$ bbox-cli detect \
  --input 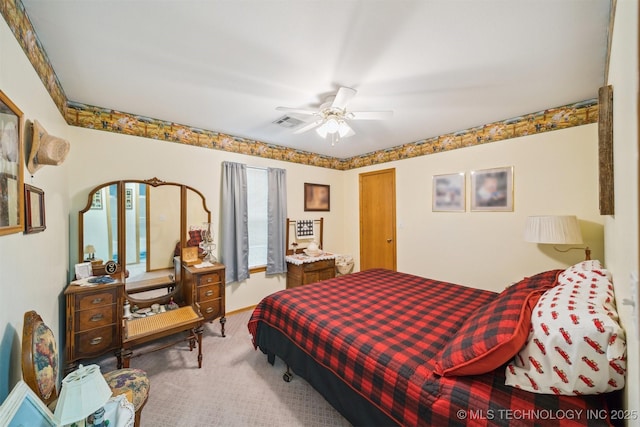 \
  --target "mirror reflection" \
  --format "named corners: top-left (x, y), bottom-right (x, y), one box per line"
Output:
top-left (79, 178), bottom-right (211, 306)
